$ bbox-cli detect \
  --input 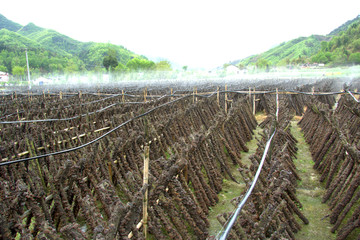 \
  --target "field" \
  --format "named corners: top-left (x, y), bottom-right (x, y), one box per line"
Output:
top-left (0, 77), bottom-right (359, 239)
